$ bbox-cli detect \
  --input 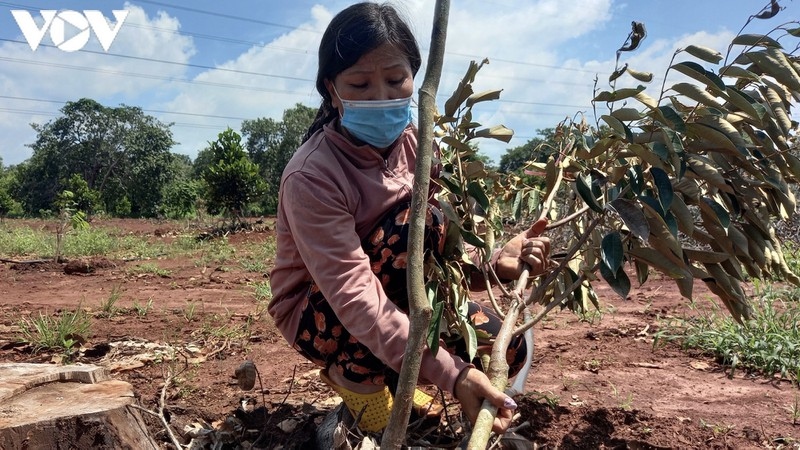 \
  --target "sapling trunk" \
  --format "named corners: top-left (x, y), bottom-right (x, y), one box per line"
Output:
top-left (380, 1), bottom-right (450, 448)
